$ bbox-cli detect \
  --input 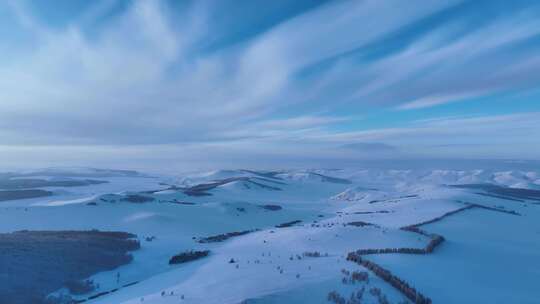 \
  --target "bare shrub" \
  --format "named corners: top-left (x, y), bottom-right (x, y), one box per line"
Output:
top-left (351, 271), bottom-right (369, 283)
top-left (327, 290), bottom-right (346, 304)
